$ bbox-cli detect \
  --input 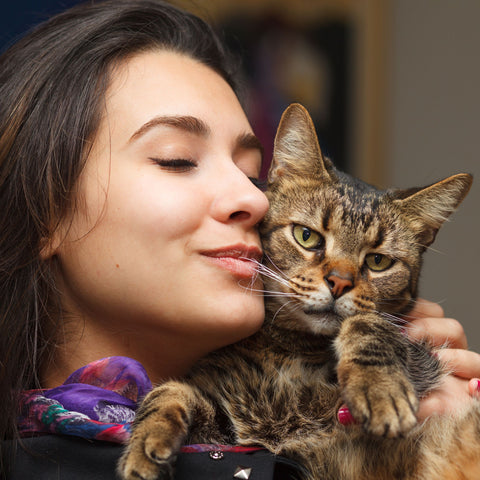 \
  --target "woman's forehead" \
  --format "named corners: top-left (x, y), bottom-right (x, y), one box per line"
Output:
top-left (101, 50), bottom-right (250, 141)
